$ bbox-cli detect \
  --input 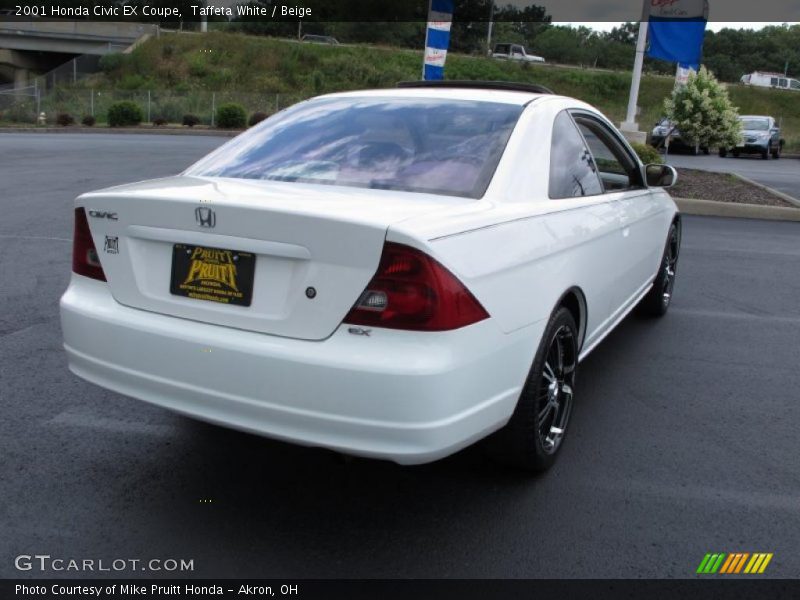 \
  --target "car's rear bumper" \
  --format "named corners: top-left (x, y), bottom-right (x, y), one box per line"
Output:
top-left (60, 275), bottom-right (541, 464)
